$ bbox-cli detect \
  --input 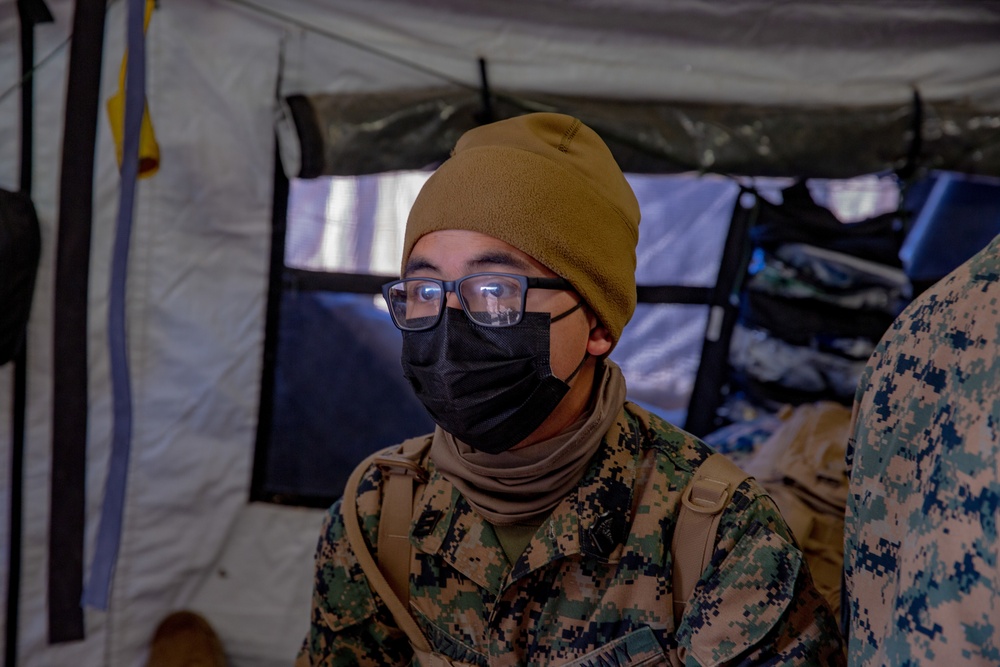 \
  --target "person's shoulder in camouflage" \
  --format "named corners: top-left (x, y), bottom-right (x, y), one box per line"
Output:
top-left (297, 399), bottom-right (845, 666)
top-left (638, 405), bottom-right (846, 666)
top-left (845, 232), bottom-right (1000, 666)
